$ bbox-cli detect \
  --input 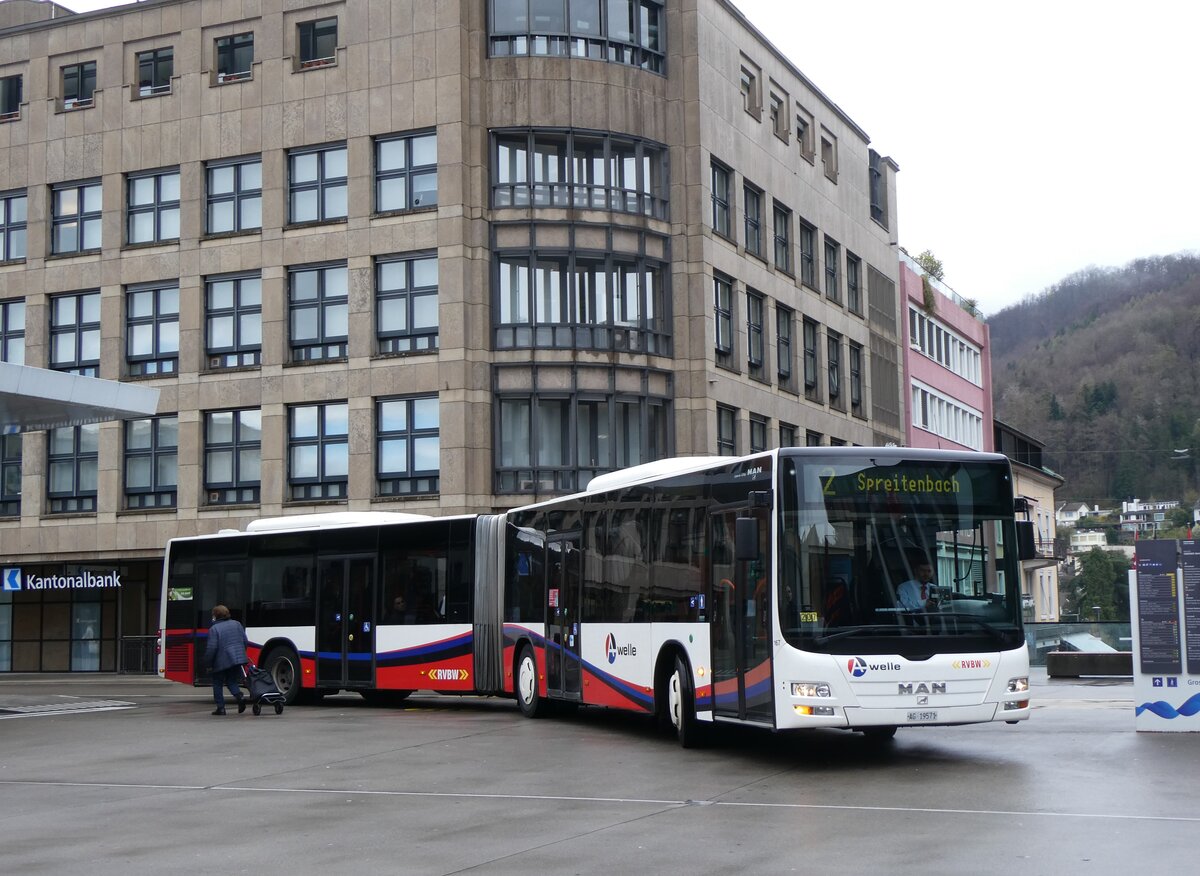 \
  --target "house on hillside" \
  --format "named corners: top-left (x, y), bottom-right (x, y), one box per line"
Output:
top-left (1120, 499), bottom-right (1180, 535)
top-left (1055, 502), bottom-right (1092, 529)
